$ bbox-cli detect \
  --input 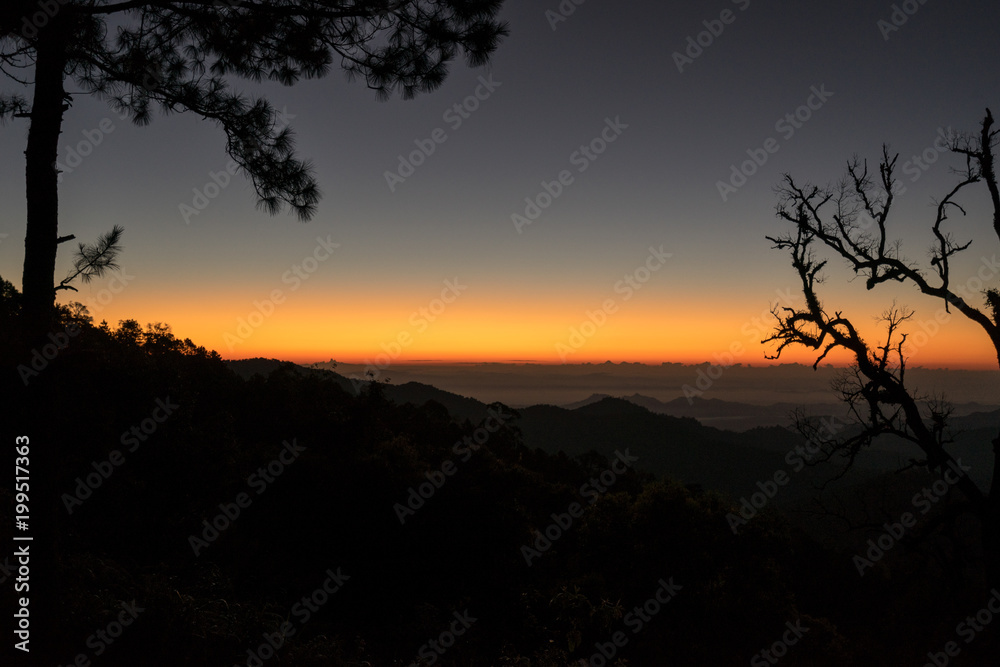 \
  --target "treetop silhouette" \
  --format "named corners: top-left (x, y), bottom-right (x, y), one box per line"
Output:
top-left (766, 108), bottom-right (1000, 586)
top-left (1, 0), bottom-right (509, 336)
